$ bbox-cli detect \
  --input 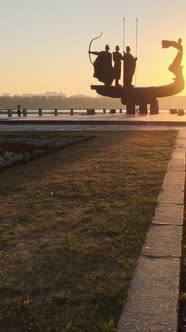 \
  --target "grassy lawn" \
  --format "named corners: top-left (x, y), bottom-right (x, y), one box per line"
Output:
top-left (0, 131), bottom-right (177, 332)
